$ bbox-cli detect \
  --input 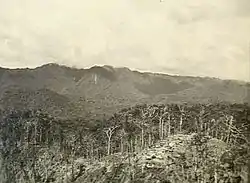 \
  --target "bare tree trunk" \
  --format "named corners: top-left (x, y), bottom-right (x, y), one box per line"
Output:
top-left (168, 116), bottom-right (171, 136)
top-left (215, 126), bottom-right (218, 139)
top-left (203, 122), bottom-right (206, 135)
top-left (26, 125), bottom-right (30, 146)
top-left (130, 139), bottom-right (133, 153)
top-left (179, 115), bottom-right (183, 132)
top-left (46, 130), bottom-right (49, 146)
top-left (195, 118), bottom-right (198, 133)
top-left (148, 133), bottom-right (151, 147)
top-left (161, 119), bottom-right (164, 139)
top-left (159, 117), bottom-right (162, 140)
top-left (247, 159), bottom-right (250, 183)
top-left (227, 116), bottom-right (233, 144)
top-left (220, 133), bottom-right (224, 141)
top-left (32, 122), bottom-right (37, 183)
top-left (120, 137), bottom-right (123, 153)
top-left (39, 128), bottom-right (42, 143)
top-left (200, 117), bottom-right (203, 133)
top-left (134, 136), bottom-right (138, 152)
top-left (107, 137), bottom-right (111, 156)
top-left (104, 126), bottom-right (118, 156)
top-left (44, 160), bottom-right (48, 183)
top-left (65, 161), bottom-right (69, 183)
top-left (71, 158), bottom-right (75, 181)
top-left (86, 146), bottom-right (89, 160)
top-left (164, 121), bottom-right (167, 138)
top-left (178, 106), bottom-right (184, 133)
top-left (141, 128), bottom-right (144, 150)
top-left (91, 142), bottom-right (94, 159)
top-left (34, 122), bottom-right (37, 145)
top-left (207, 121), bottom-right (211, 136)
top-left (214, 169), bottom-right (218, 183)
